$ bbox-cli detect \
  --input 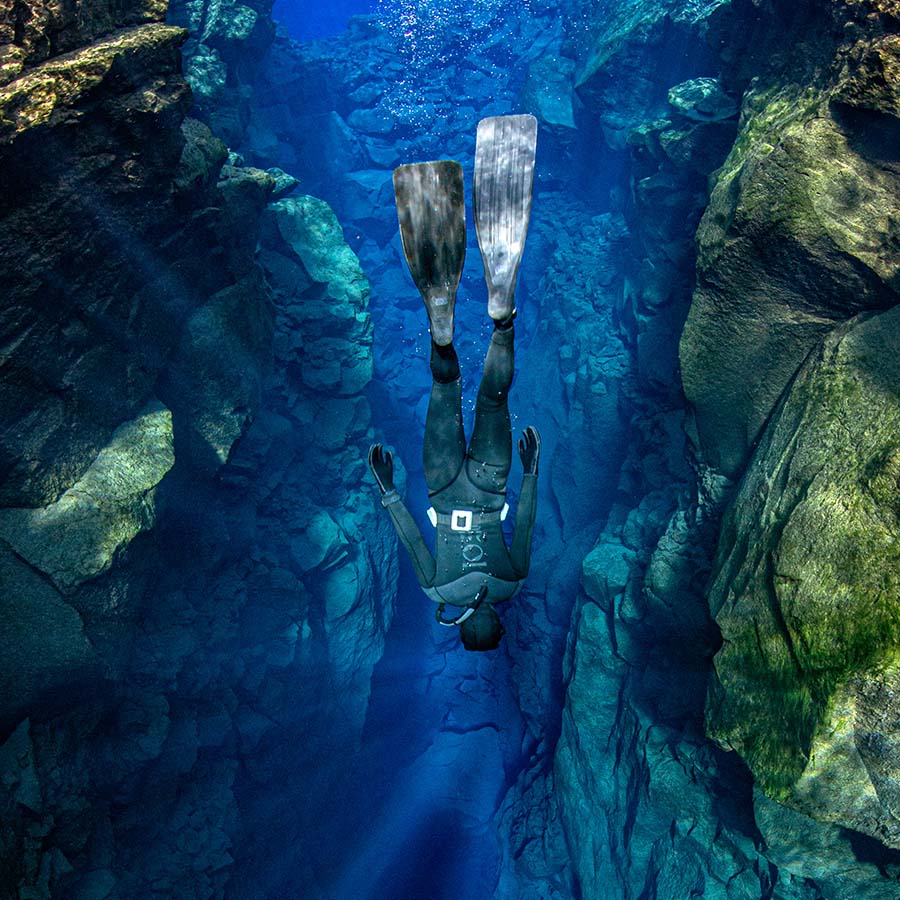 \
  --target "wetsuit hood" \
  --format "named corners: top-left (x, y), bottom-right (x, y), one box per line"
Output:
top-left (459, 604), bottom-right (504, 651)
